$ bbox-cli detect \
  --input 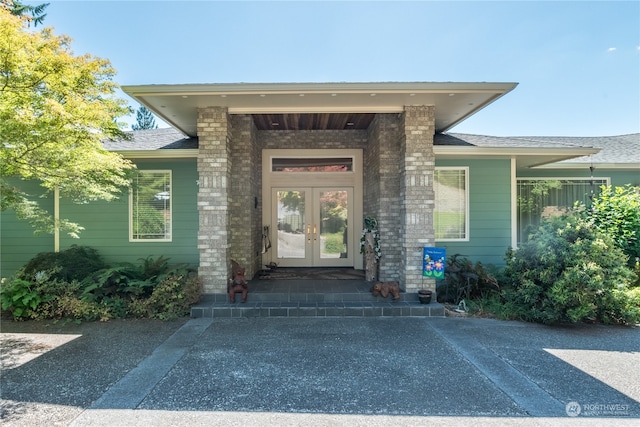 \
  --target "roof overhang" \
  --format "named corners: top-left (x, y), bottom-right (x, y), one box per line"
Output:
top-left (434, 146), bottom-right (600, 169)
top-left (122, 82), bottom-right (518, 137)
top-left (112, 149), bottom-right (198, 159)
top-left (533, 161), bottom-right (640, 170)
